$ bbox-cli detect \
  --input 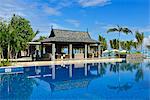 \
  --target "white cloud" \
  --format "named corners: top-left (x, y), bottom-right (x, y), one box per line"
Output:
top-left (57, 0), bottom-right (74, 9)
top-left (43, 6), bottom-right (61, 16)
top-left (0, 0), bottom-right (112, 19)
top-left (0, 0), bottom-right (26, 18)
top-left (66, 19), bottom-right (80, 27)
top-left (78, 0), bottom-right (111, 7)
top-left (132, 25), bottom-right (150, 33)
